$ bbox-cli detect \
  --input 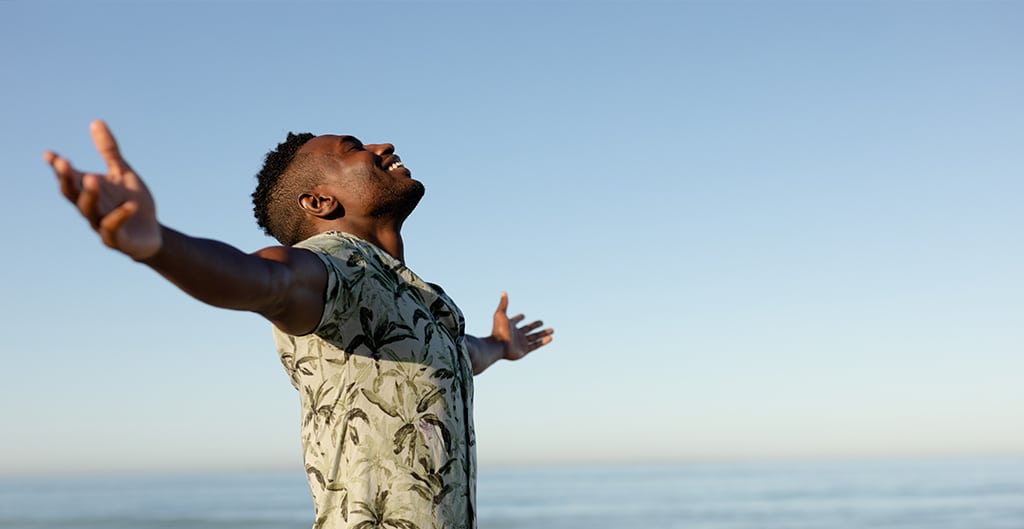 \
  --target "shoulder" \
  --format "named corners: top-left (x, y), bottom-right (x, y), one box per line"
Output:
top-left (293, 231), bottom-right (358, 255)
top-left (295, 231), bottom-right (384, 267)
